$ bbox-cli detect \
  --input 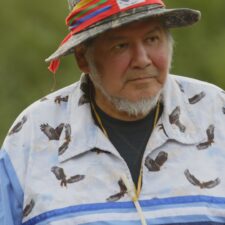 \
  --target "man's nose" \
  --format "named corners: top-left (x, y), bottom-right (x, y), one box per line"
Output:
top-left (131, 43), bottom-right (152, 69)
